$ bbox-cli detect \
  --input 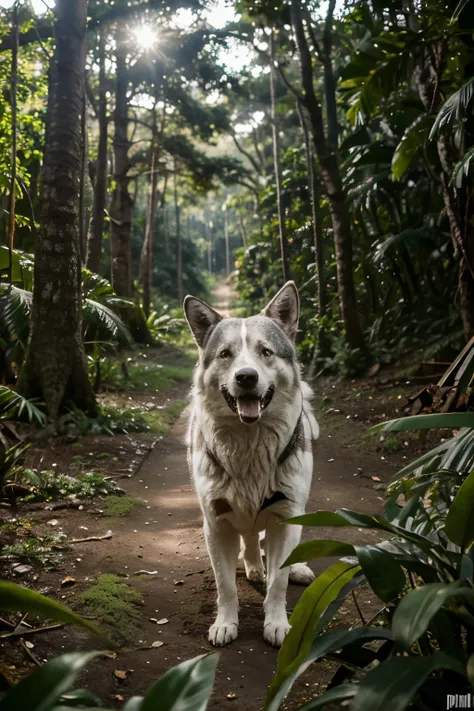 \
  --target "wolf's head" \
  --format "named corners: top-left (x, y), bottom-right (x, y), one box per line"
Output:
top-left (184, 282), bottom-right (300, 425)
